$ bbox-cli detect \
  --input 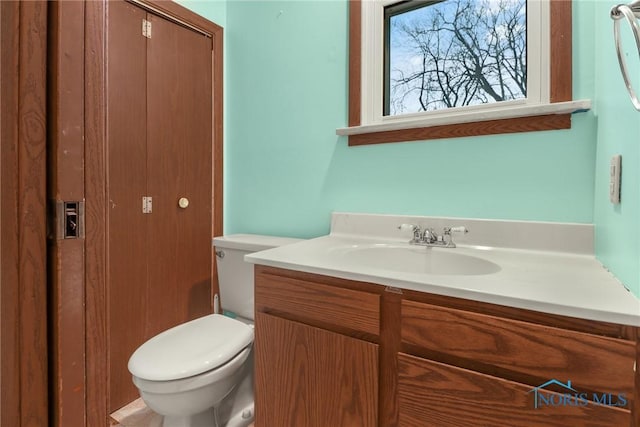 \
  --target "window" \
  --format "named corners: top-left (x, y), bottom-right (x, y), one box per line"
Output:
top-left (385, 0), bottom-right (528, 116)
top-left (339, 0), bottom-right (589, 146)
